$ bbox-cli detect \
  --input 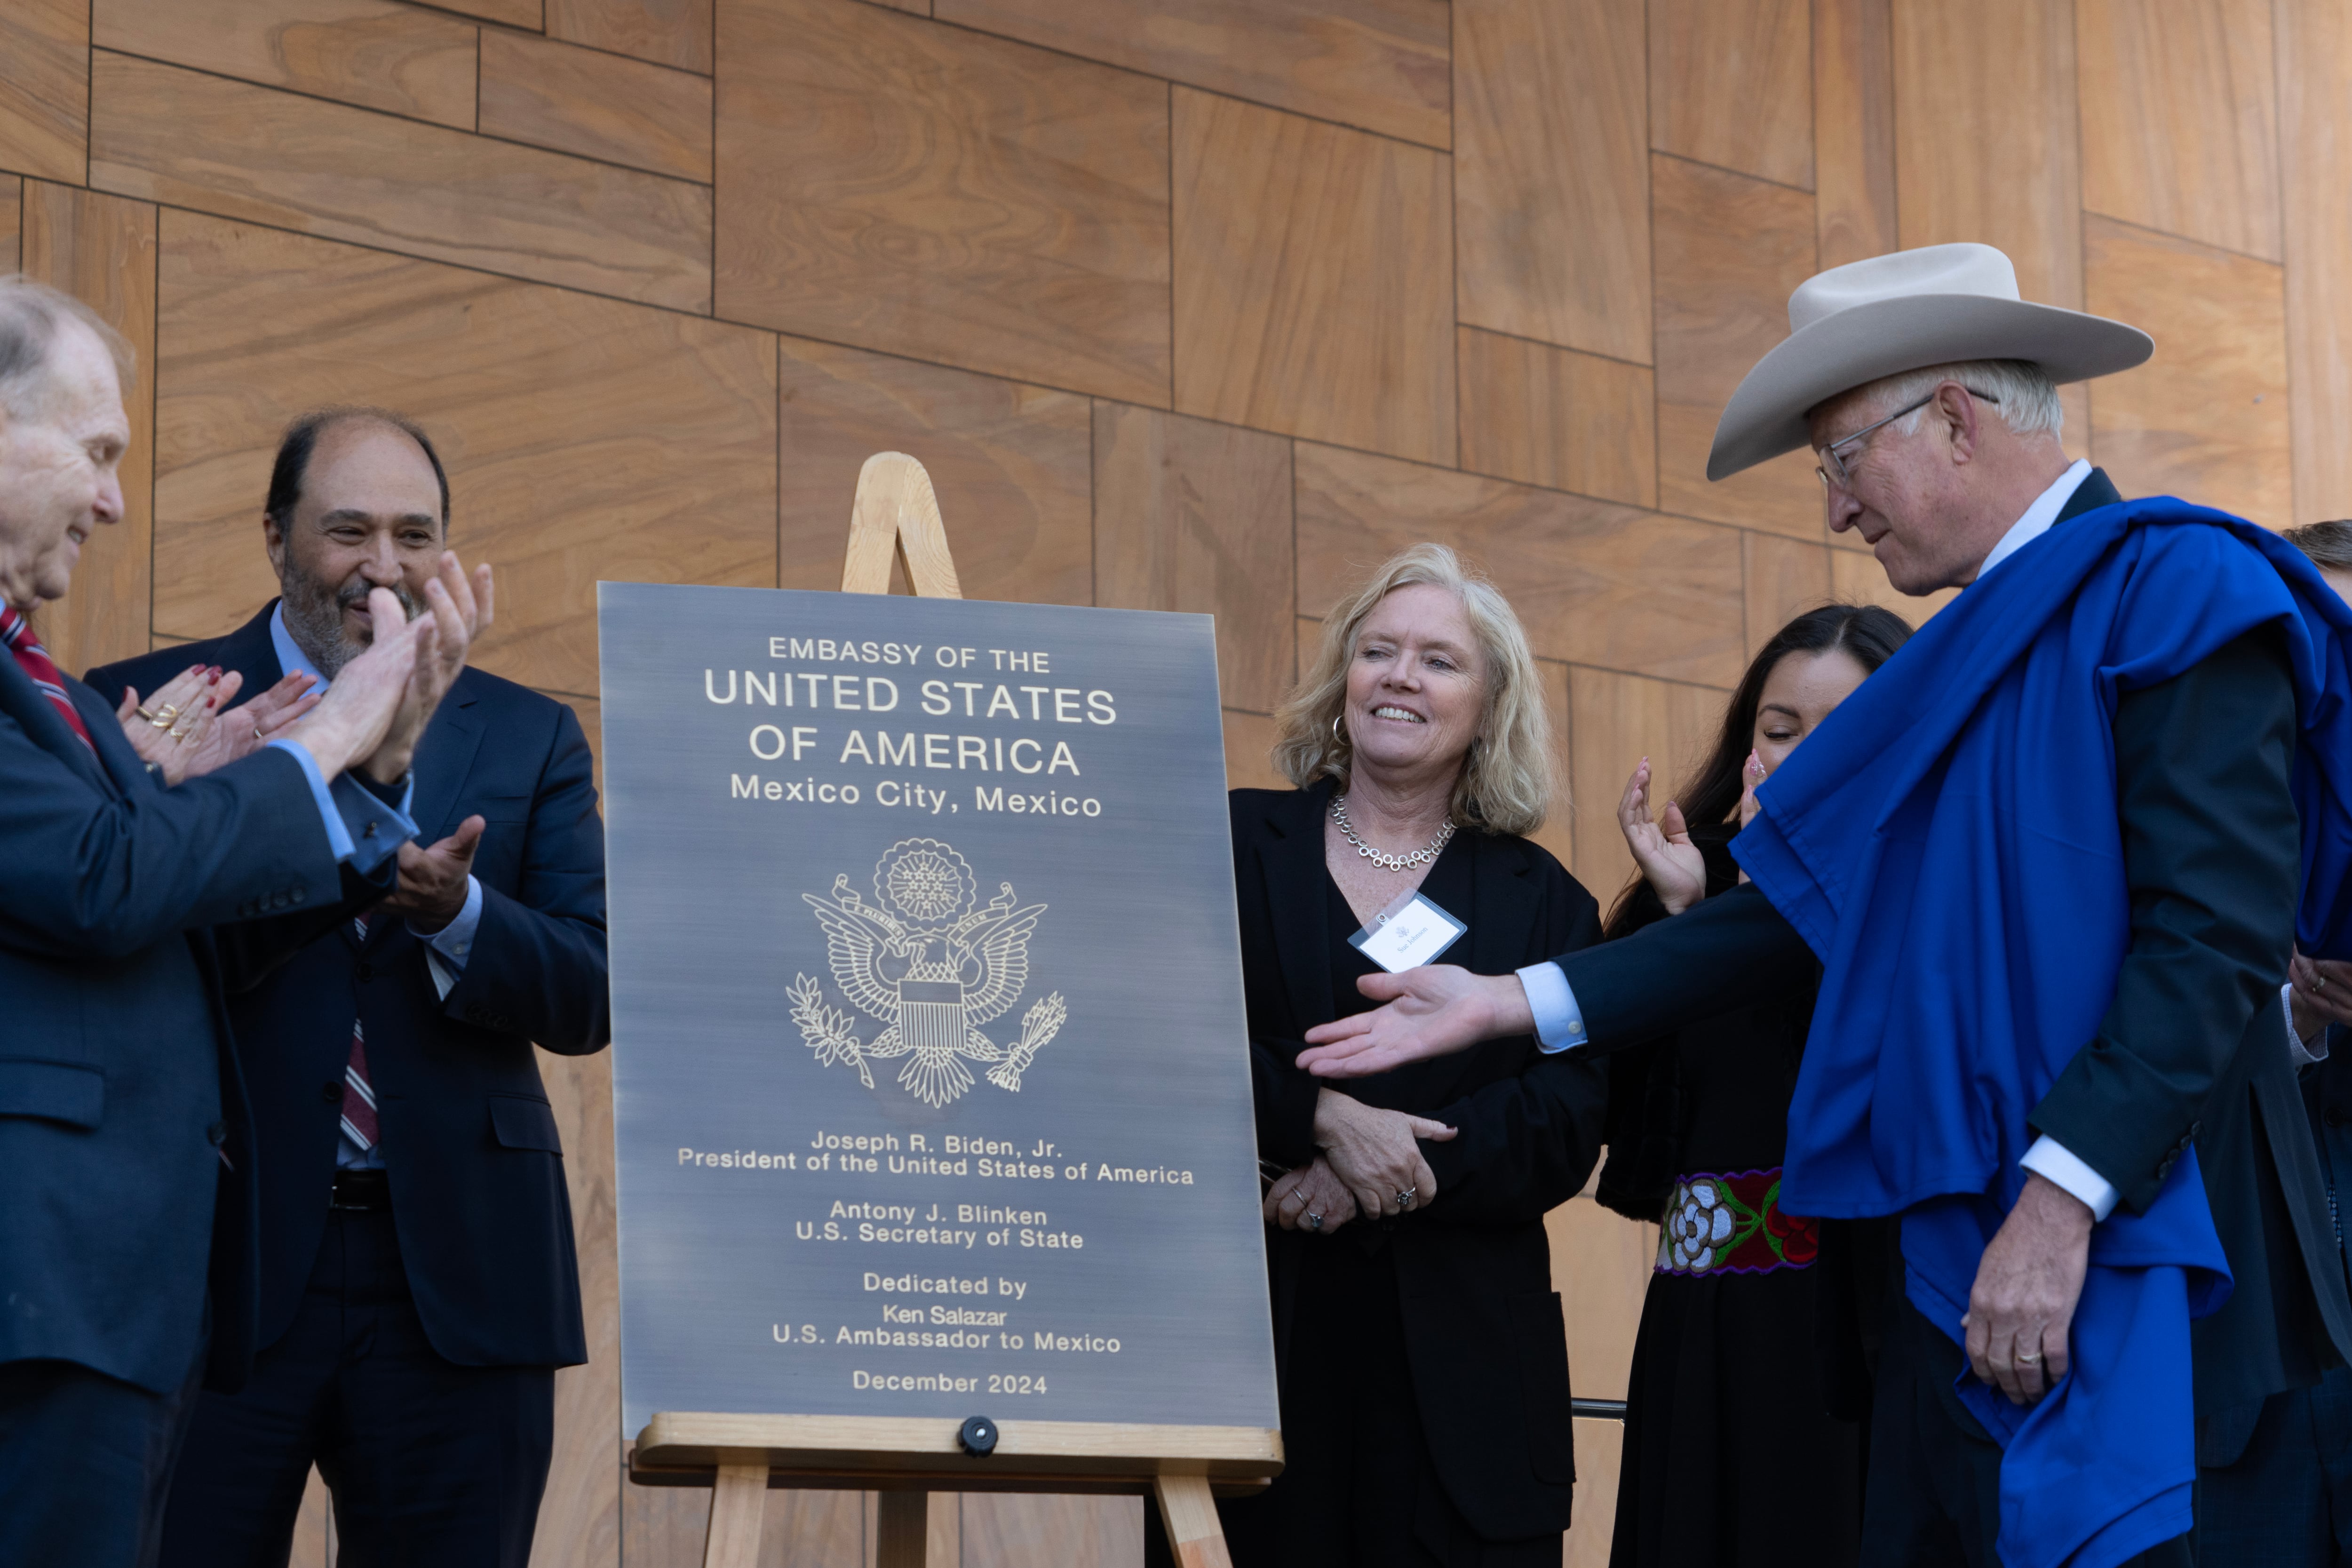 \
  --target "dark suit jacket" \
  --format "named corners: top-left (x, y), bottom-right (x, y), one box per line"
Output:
top-left (0, 643), bottom-right (387, 1396)
top-left (89, 603), bottom-right (611, 1368)
top-left (1540, 470), bottom-right (2352, 1425)
top-left (1232, 785), bottom-right (1609, 1541)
